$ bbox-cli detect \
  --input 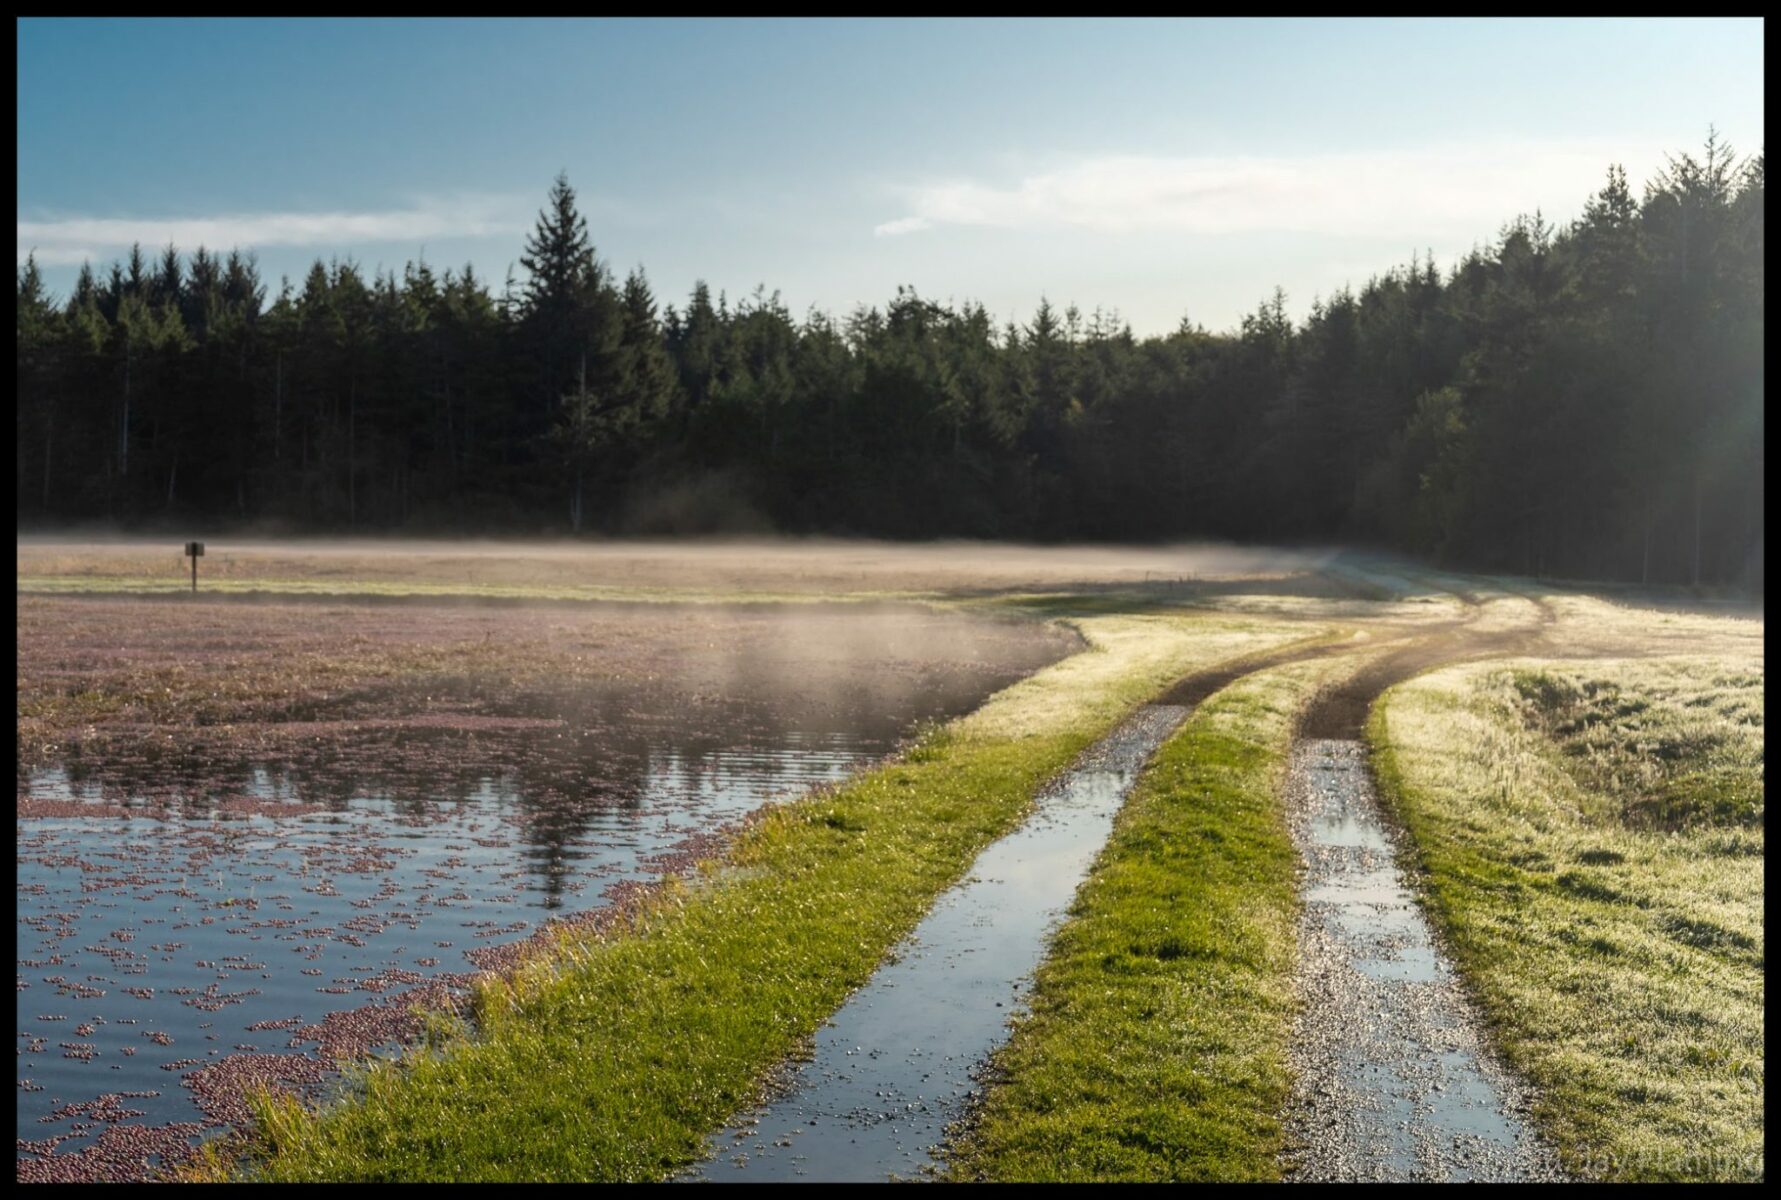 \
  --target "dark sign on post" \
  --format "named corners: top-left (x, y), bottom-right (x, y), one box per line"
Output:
top-left (185, 541), bottom-right (205, 592)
